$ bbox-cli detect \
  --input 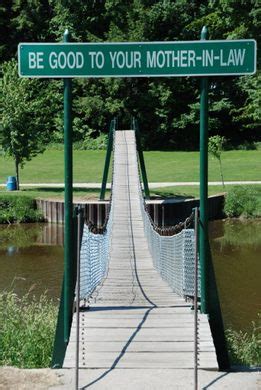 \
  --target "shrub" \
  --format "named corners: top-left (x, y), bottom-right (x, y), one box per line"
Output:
top-left (208, 135), bottom-right (226, 188)
top-left (224, 186), bottom-right (258, 218)
top-left (0, 291), bottom-right (57, 368)
top-left (43, 131), bottom-right (108, 151)
top-left (46, 142), bottom-right (64, 151)
top-left (74, 132), bottom-right (108, 150)
top-left (0, 194), bottom-right (44, 224)
top-left (226, 315), bottom-right (261, 367)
